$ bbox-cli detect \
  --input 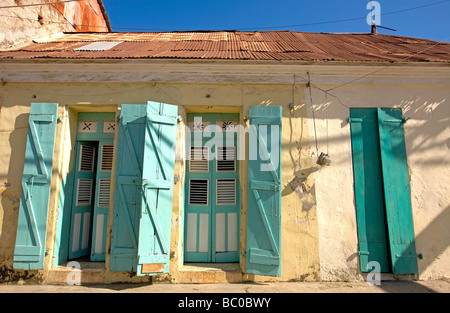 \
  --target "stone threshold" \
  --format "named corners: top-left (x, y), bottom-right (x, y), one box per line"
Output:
top-left (46, 261), bottom-right (243, 284)
top-left (178, 263), bottom-right (243, 284)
